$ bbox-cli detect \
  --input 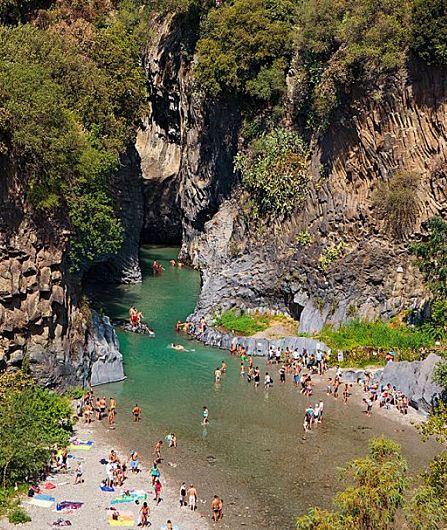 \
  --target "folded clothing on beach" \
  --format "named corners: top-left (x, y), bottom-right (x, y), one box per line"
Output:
top-left (29, 494), bottom-right (55, 508)
top-left (108, 512), bottom-right (134, 527)
top-left (111, 490), bottom-right (146, 505)
top-left (56, 501), bottom-right (84, 511)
